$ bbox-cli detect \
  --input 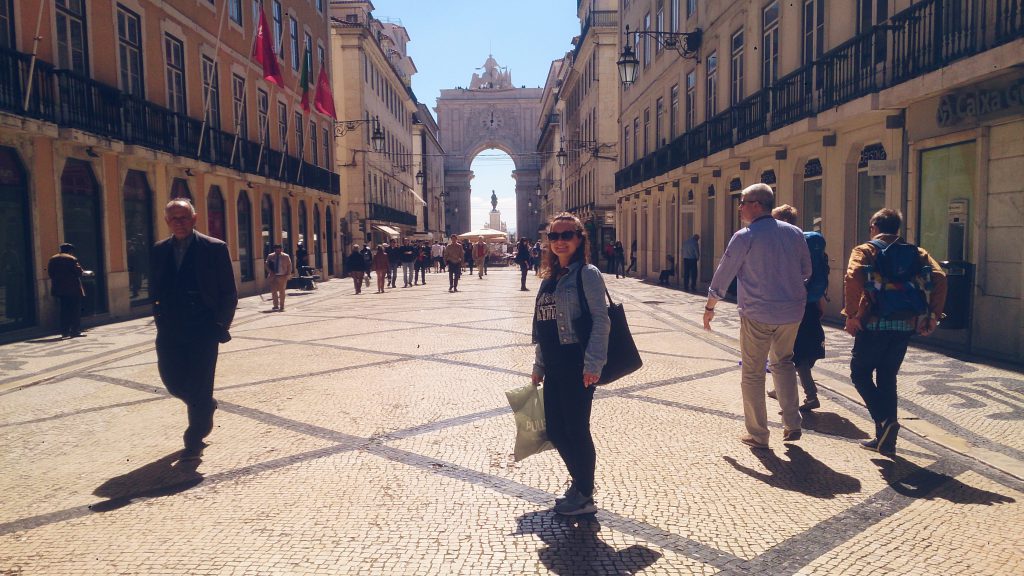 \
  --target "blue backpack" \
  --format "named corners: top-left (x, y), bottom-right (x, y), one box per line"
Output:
top-left (804, 232), bottom-right (829, 303)
top-left (865, 239), bottom-right (931, 319)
